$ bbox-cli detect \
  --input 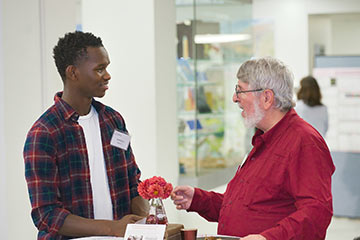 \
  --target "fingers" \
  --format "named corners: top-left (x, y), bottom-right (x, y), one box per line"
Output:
top-left (176, 203), bottom-right (186, 210)
top-left (173, 185), bottom-right (188, 193)
top-left (173, 197), bottom-right (188, 206)
top-left (171, 185), bottom-right (190, 200)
